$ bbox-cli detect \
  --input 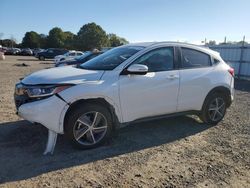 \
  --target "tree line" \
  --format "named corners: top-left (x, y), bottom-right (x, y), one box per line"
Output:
top-left (0, 22), bottom-right (129, 50)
